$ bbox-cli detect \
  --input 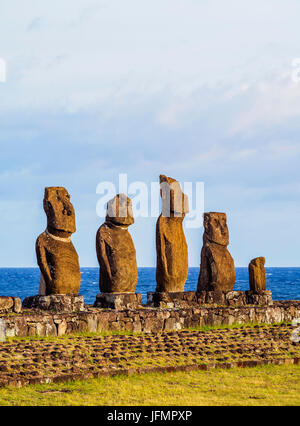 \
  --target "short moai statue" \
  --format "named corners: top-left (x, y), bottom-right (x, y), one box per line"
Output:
top-left (35, 187), bottom-right (81, 295)
top-left (248, 257), bottom-right (266, 292)
top-left (246, 256), bottom-right (272, 305)
top-left (197, 212), bottom-right (235, 292)
top-left (95, 194), bottom-right (140, 309)
top-left (155, 175), bottom-right (189, 293)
